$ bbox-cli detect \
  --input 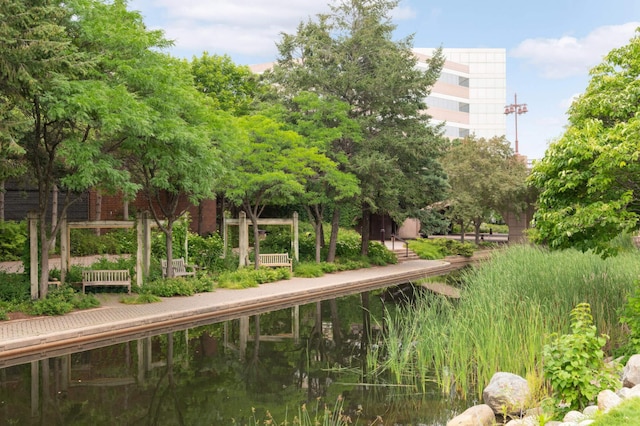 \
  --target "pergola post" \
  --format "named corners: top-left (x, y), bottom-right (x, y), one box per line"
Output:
top-left (238, 211), bottom-right (249, 268)
top-left (60, 216), bottom-right (68, 284)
